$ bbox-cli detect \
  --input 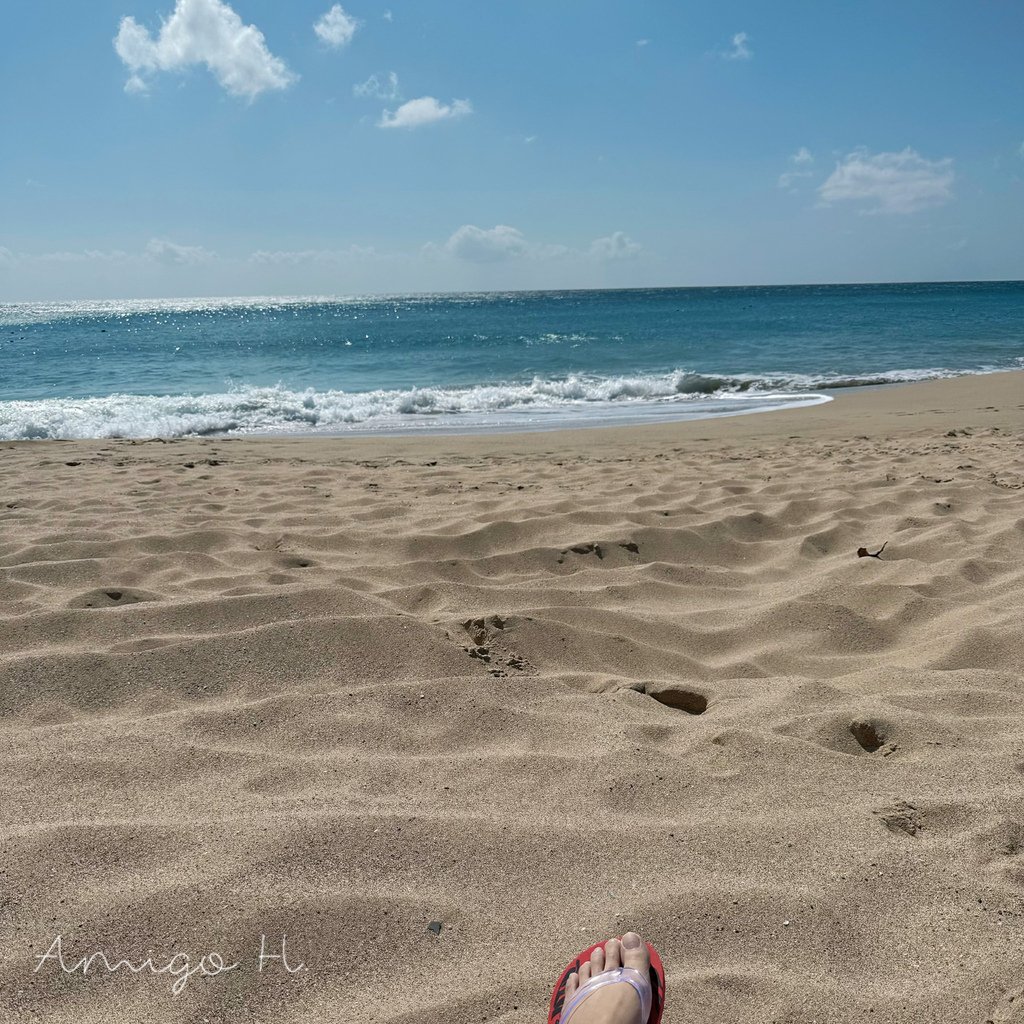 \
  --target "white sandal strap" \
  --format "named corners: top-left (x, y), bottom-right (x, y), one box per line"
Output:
top-left (559, 965), bottom-right (652, 1024)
